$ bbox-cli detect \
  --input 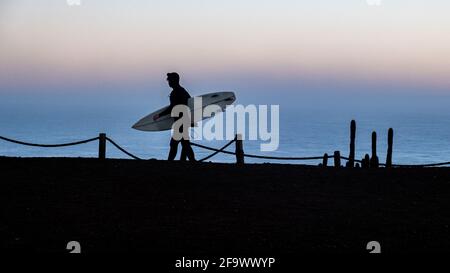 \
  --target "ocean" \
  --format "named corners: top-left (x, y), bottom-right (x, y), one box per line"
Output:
top-left (1, 92), bottom-right (449, 165)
